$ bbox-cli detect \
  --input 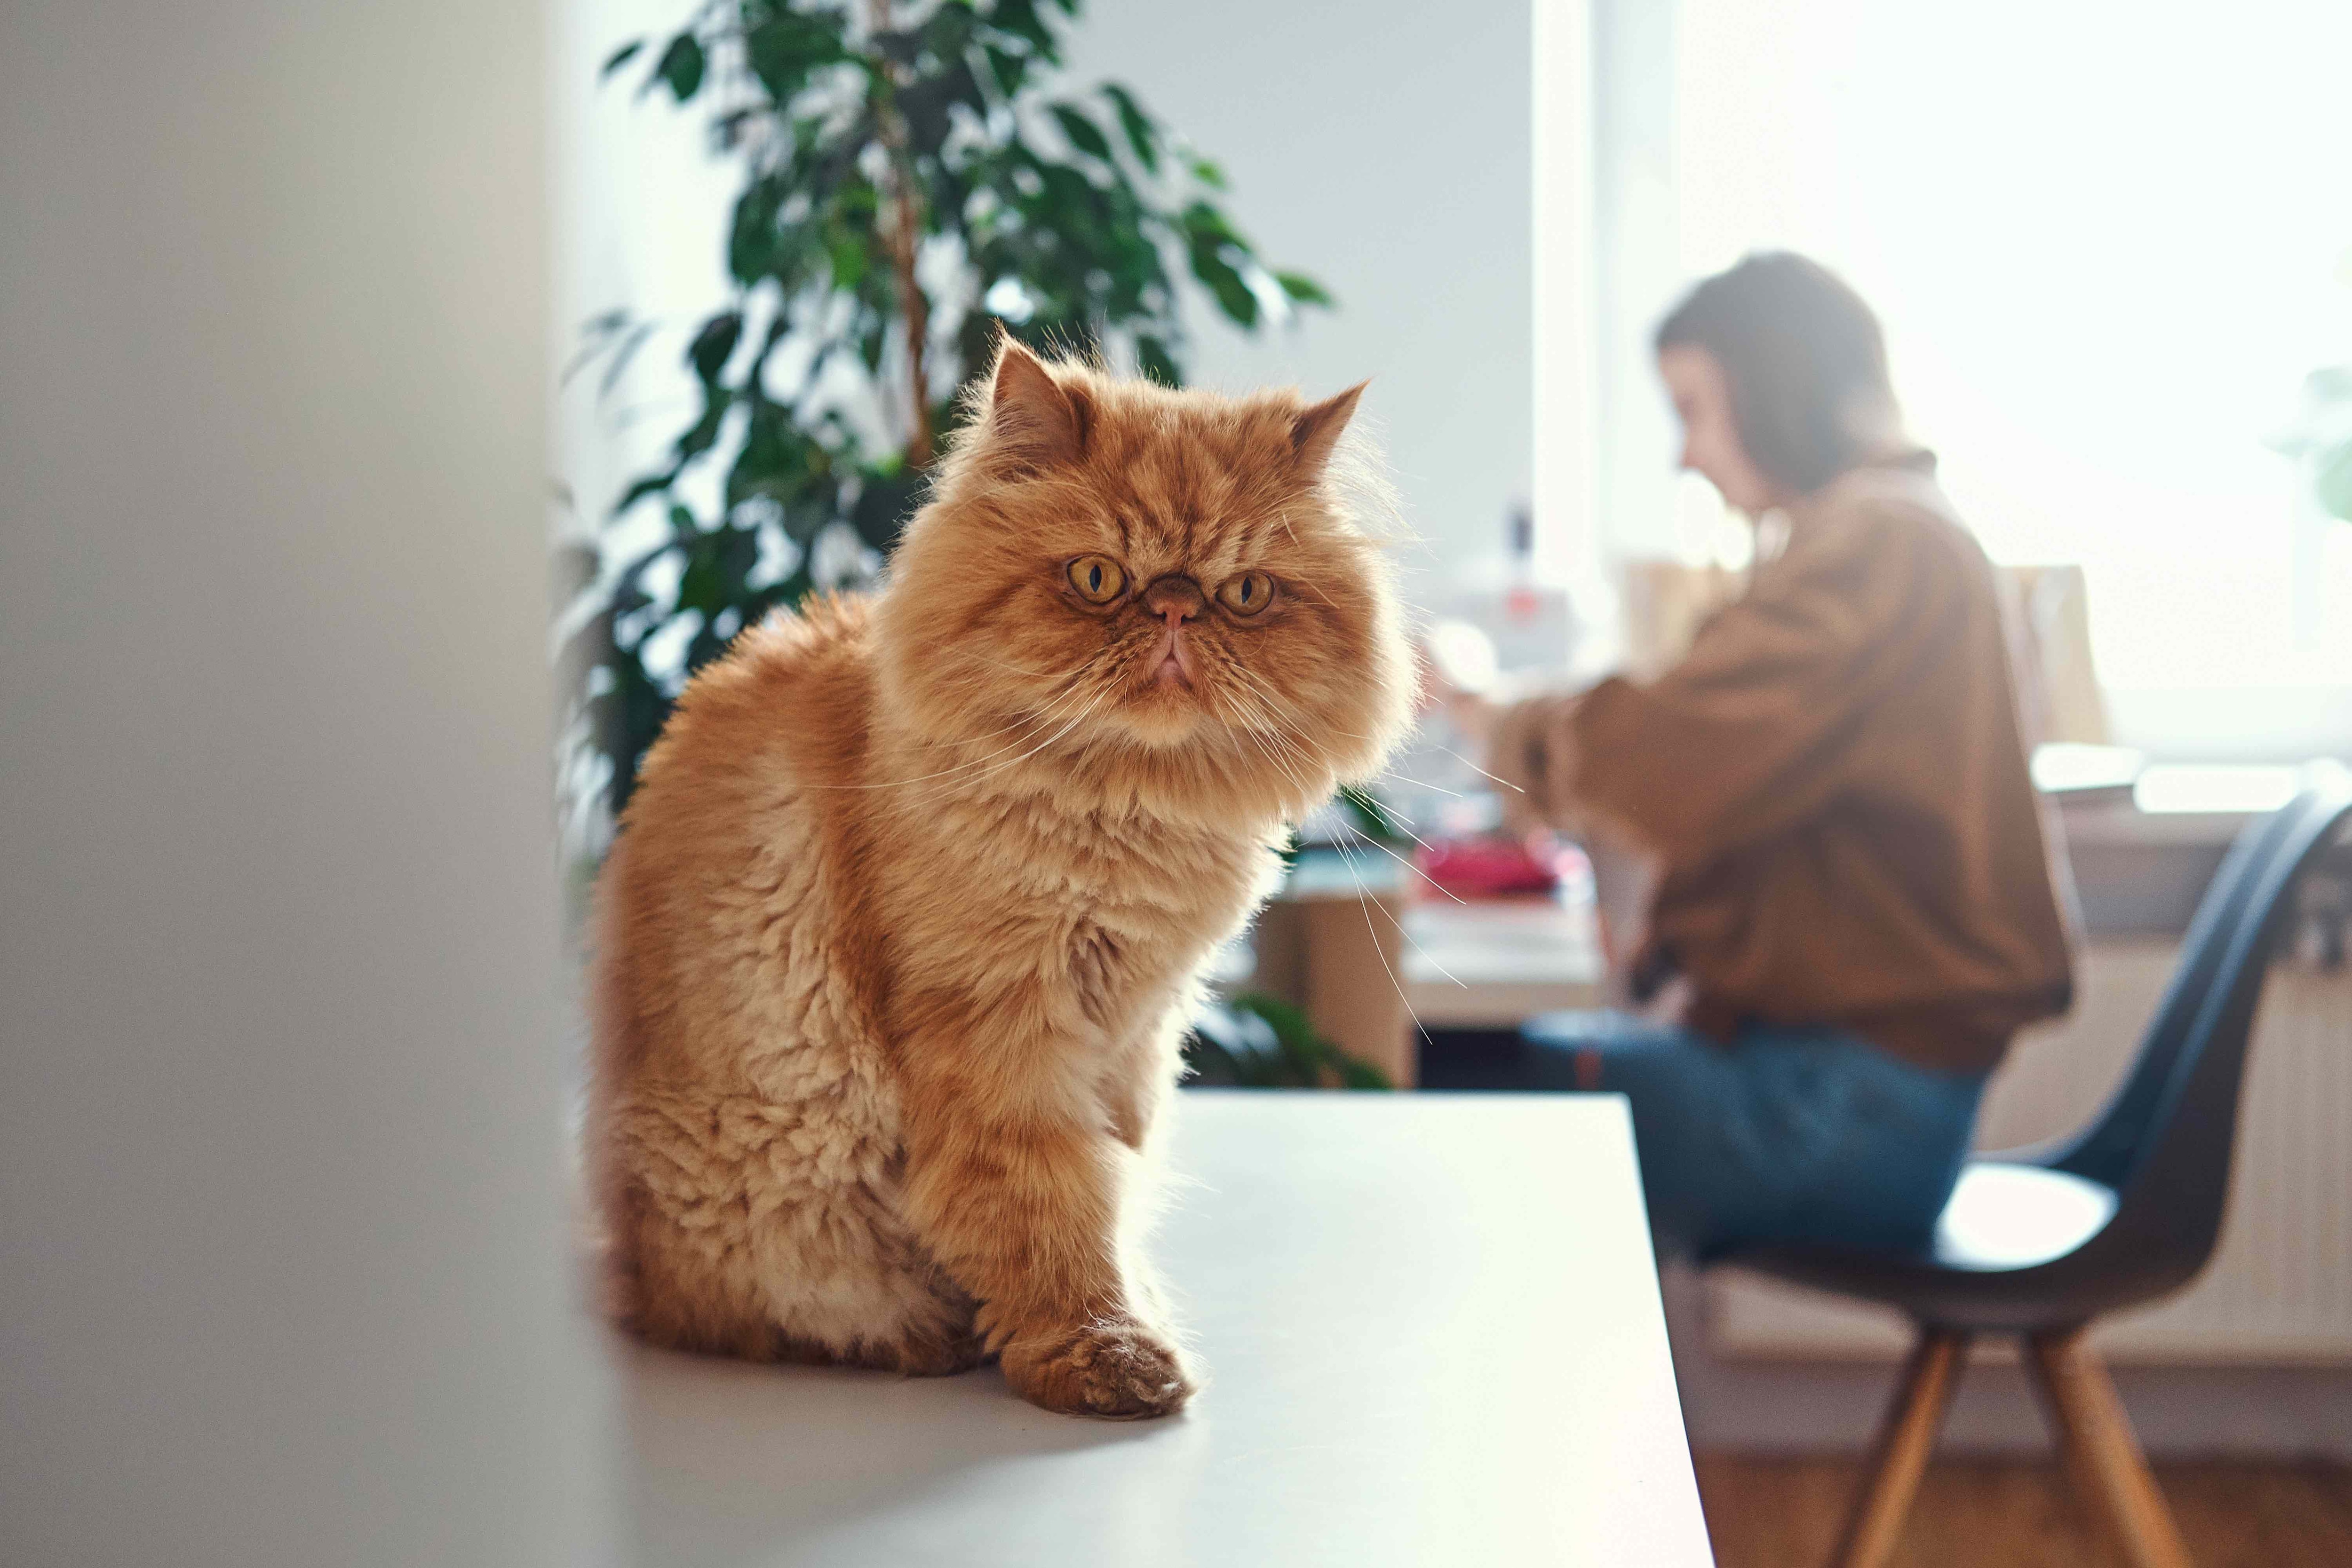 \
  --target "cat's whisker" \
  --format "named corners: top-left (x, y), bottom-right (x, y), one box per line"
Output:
top-left (814, 684), bottom-right (1094, 790)
top-left (1333, 728), bottom-right (1528, 797)
top-left (1242, 724), bottom-right (1336, 827)
top-left (1225, 718), bottom-right (1320, 825)
top-left (1342, 830), bottom-right (1464, 905)
top-left (1221, 657), bottom-right (1297, 709)
top-left (1329, 838), bottom-right (1471, 986)
top-left (1248, 705), bottom-right (1344, 799)
top-left (890, 679), bottom-right (1119, 808)
top-left (951, 651), bottom-right (1065, 679)
top-left (1244, 725), bottom-right (1446, 929)
top-left (1214, 684), bottom-right (1328, 814)
top-left (1324, 837), bottom-right (1462, 998)
top-left (1220, 692), bottom-right (1462, 905)
top-left (1219, 665), bottom-right (1320, 752)
top-left (1322, 835), bottom-right (1443, 1037)
top-left (1389, 820), bottom-right (1439, 855)
top-left (1427, 744), bottom-right (1528, 795)
top-left (912, 689), bottom-right (1089, 750)
top-left (817, 649), bottom-right (1121, 792)
top-left (1377, 773), bottom-right (1468, 799)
